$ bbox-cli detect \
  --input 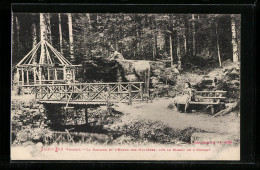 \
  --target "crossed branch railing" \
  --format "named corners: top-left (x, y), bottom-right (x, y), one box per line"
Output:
top-left (21, 82), bottom-right (146, 104)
